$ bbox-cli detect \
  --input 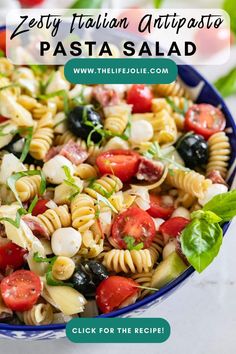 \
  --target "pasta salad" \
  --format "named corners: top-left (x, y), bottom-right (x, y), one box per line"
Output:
top-left (0, 57), bottom-right (235, 325)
